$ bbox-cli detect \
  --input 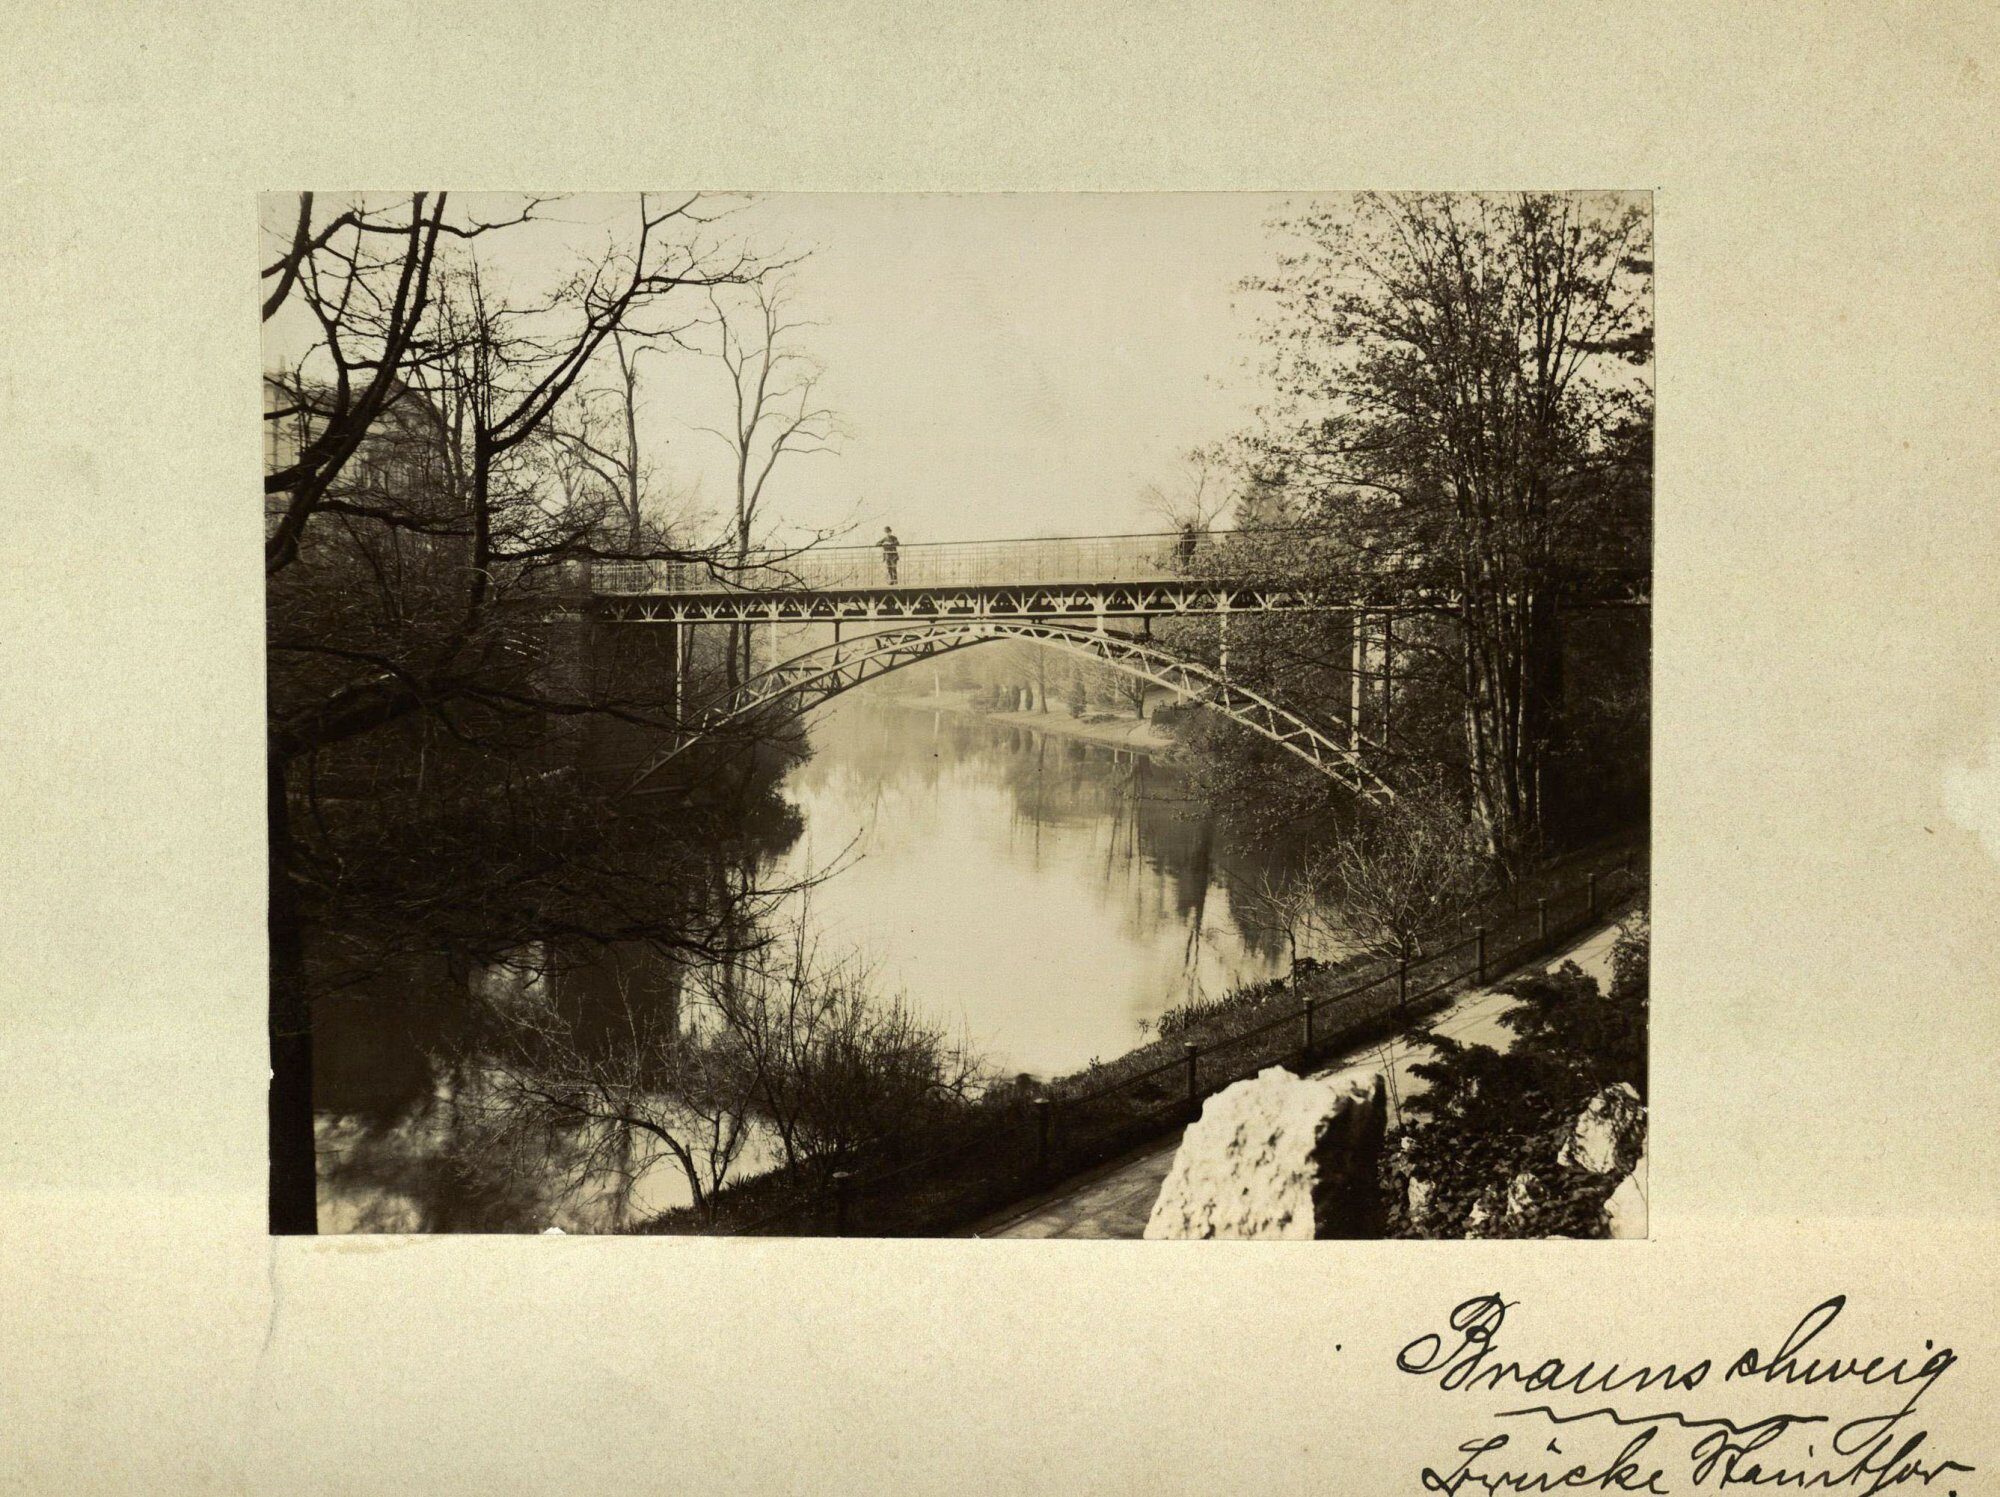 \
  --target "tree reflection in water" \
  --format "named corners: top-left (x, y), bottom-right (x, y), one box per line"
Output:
top-left (315, 689), bottom-right (1324, 1231)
